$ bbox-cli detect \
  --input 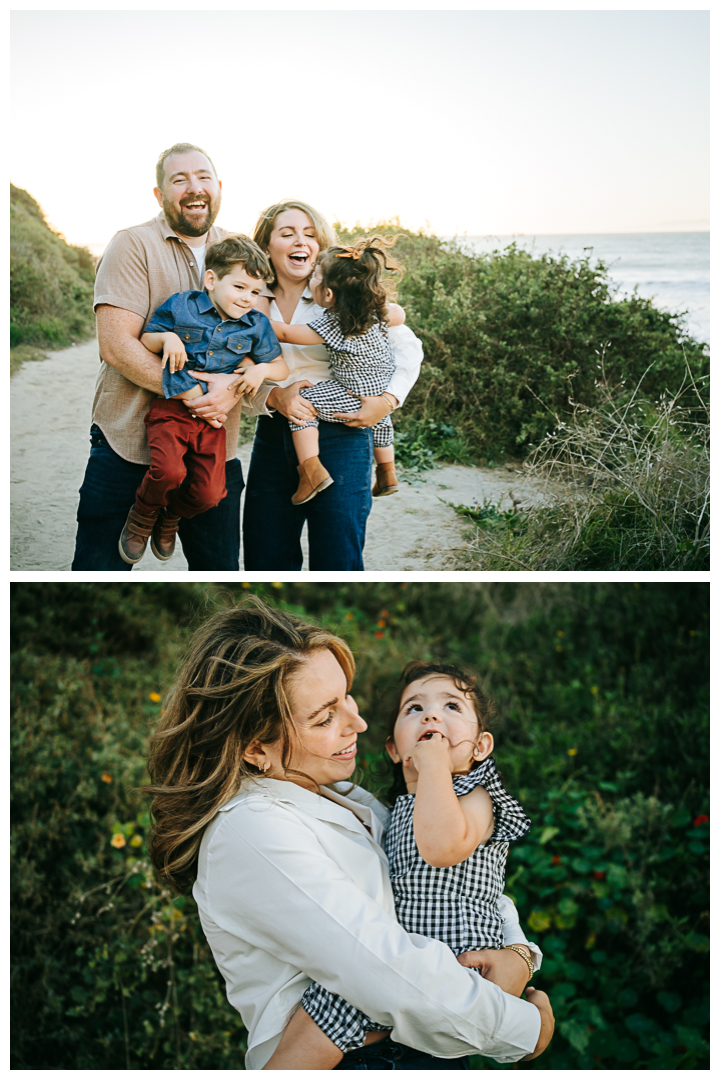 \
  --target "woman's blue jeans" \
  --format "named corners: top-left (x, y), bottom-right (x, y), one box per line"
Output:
top-left (243, 415), bottom-right (373, 571)
top-left (71, 425), bottom-right (244, 571)
top-left (333, 1040), bottom-right (470, 1070)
